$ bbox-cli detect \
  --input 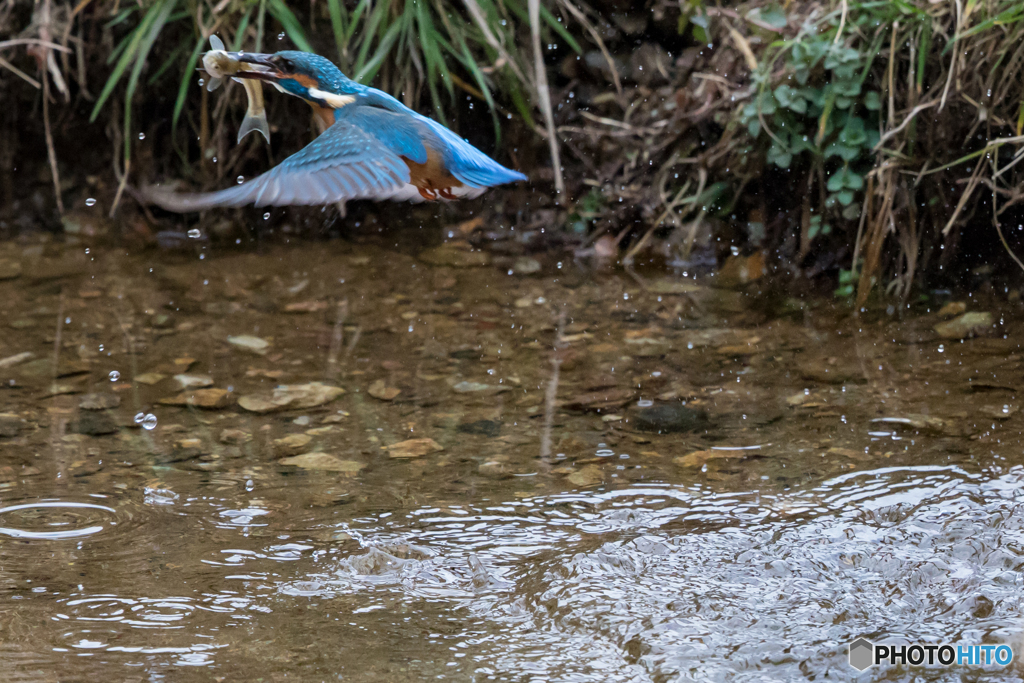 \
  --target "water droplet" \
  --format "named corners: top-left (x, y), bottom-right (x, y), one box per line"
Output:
top-left (263, 212), bottom-right (270, 220)
top-left (278, 32), bottom-right (285, 40)
top-left (85, 198), bottom-right (96, 207)
top-left (187, 228), bottom-right (202, 239)
top-left (108, 370), bottom-right (120, 382)
top-left (134, 412), bottom-right (145, 424)
top-left (98, 344), bottom-right (104, 352)
top-left (198, 78), bottom-right (205, 87)
top-left (138, 132), bottom-right (145, 140)
top-left (211, 156), bottom-right (217, 163)
top-left (142, 414), bottom-right (158, 431)
top-left (245, 479), bottom-right (254, 491)
top-left (236, 175), bottom-right (245, 185)
top-left (64, 317), bottom-right (71, 325)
